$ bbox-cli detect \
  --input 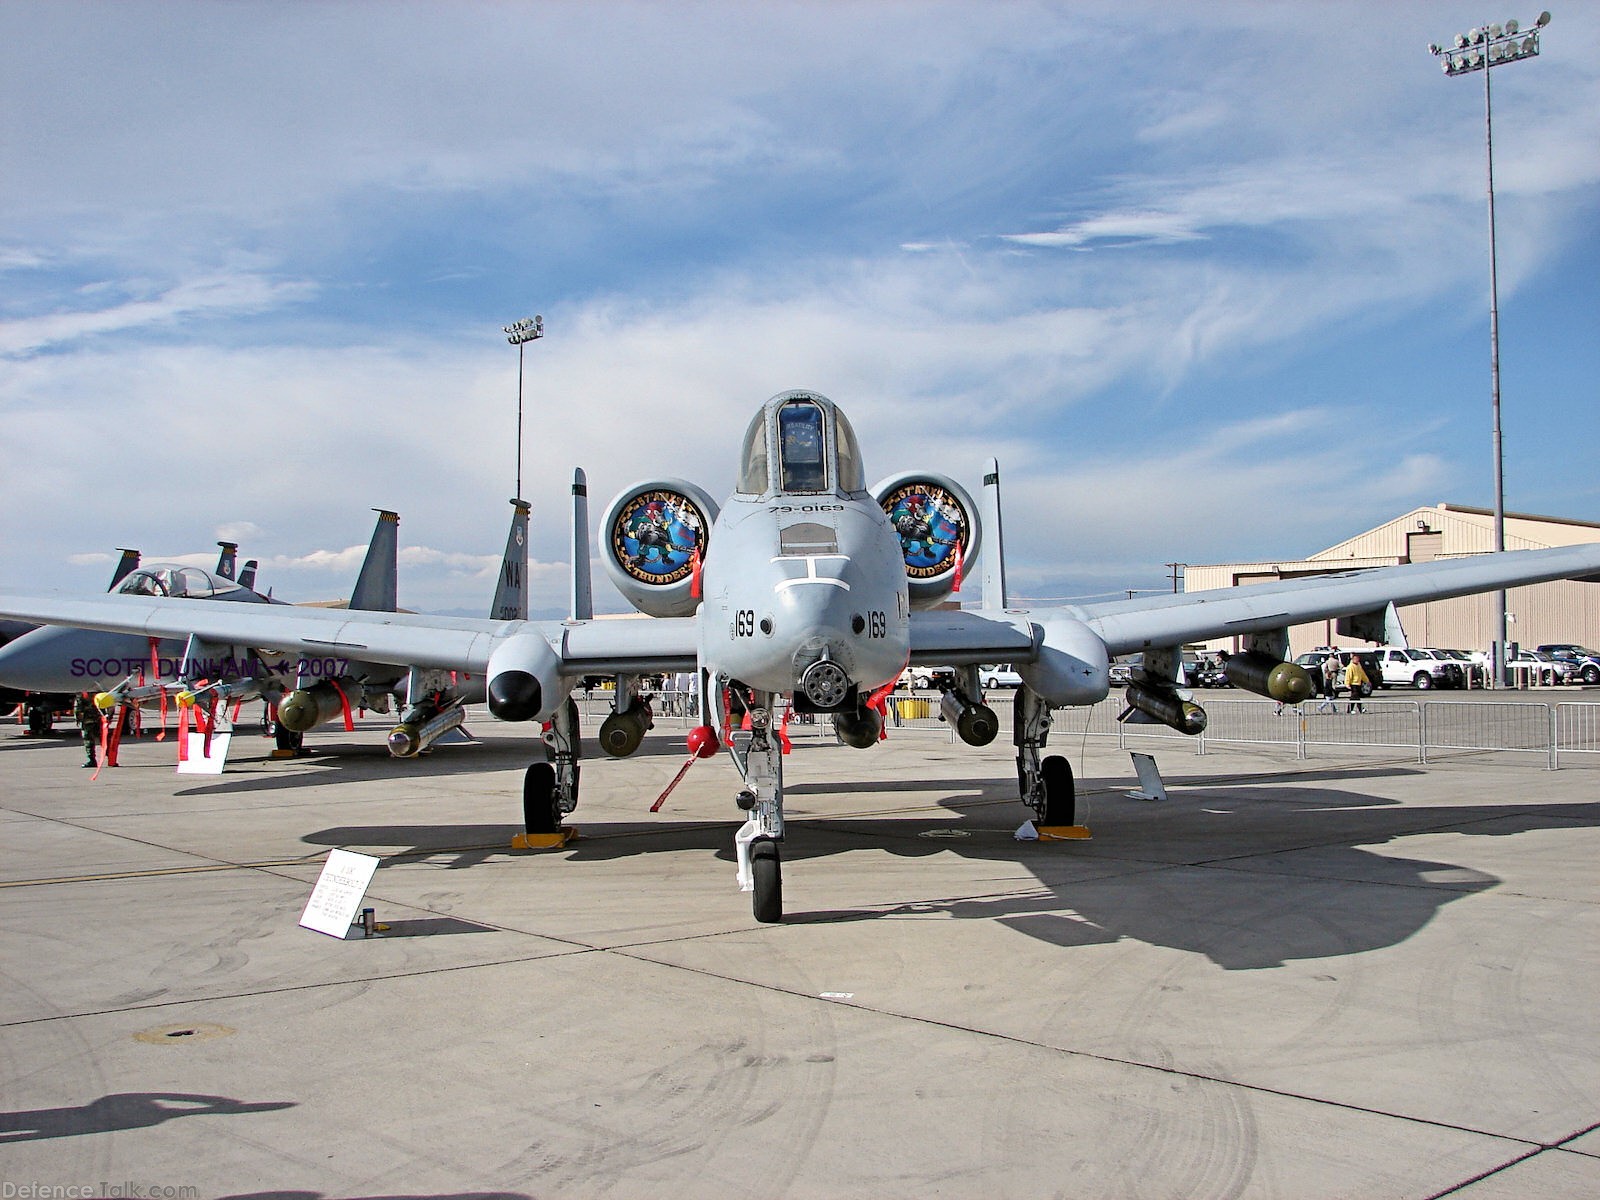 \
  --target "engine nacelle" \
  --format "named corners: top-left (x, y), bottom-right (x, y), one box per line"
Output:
top-left (1221, 652), bottom-right (1314, 705)
top-left (599, 479), bottom-right (719, 617)
top-left (871, 472), bottom-right (982, 611)
top-left (486, 632), bottom-right (566, 722)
